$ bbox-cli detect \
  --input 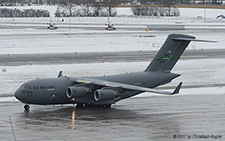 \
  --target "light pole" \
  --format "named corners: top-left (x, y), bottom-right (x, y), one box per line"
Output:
top-left (204, 0), bottom-right (207, 22)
